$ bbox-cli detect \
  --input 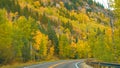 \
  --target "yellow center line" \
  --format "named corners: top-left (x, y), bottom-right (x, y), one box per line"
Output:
top-left (48, 61), bottom-right (70, 68)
